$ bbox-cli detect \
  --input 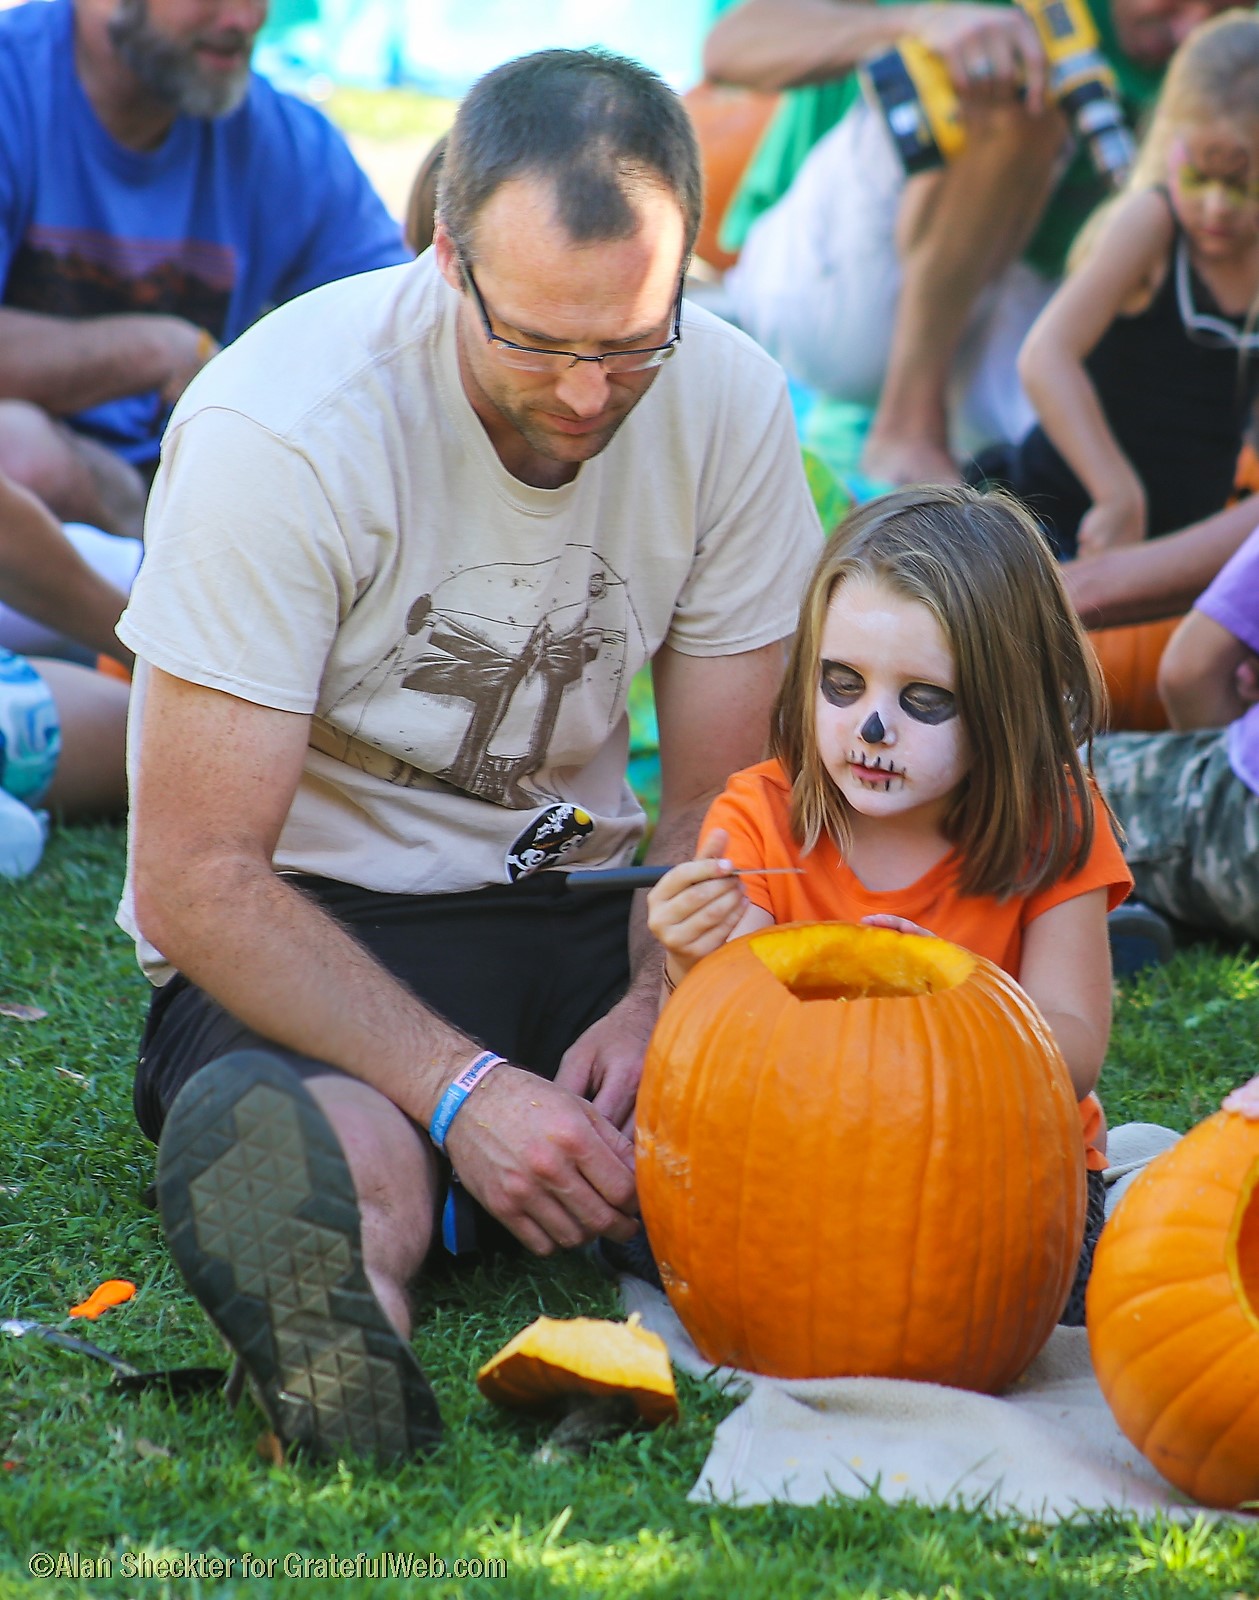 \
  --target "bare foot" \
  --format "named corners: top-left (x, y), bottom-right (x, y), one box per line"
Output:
top-left (860, 433), bottom-right (962, 487)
